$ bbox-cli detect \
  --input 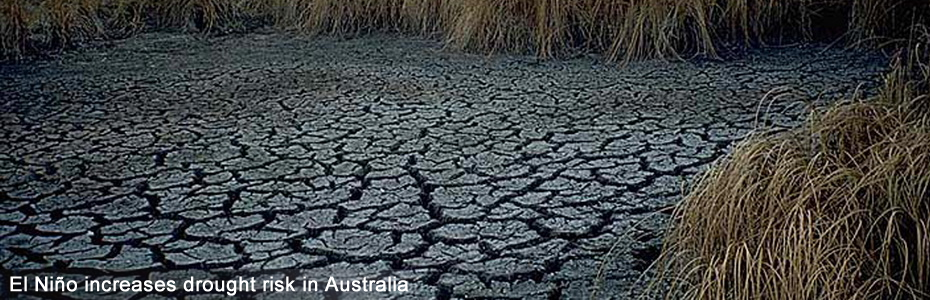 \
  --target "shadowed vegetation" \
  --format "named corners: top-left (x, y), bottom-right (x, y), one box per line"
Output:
top-left (652, 28), bottom-right (930, 299)
top-left (2, 0), bottom-right (930, 61)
